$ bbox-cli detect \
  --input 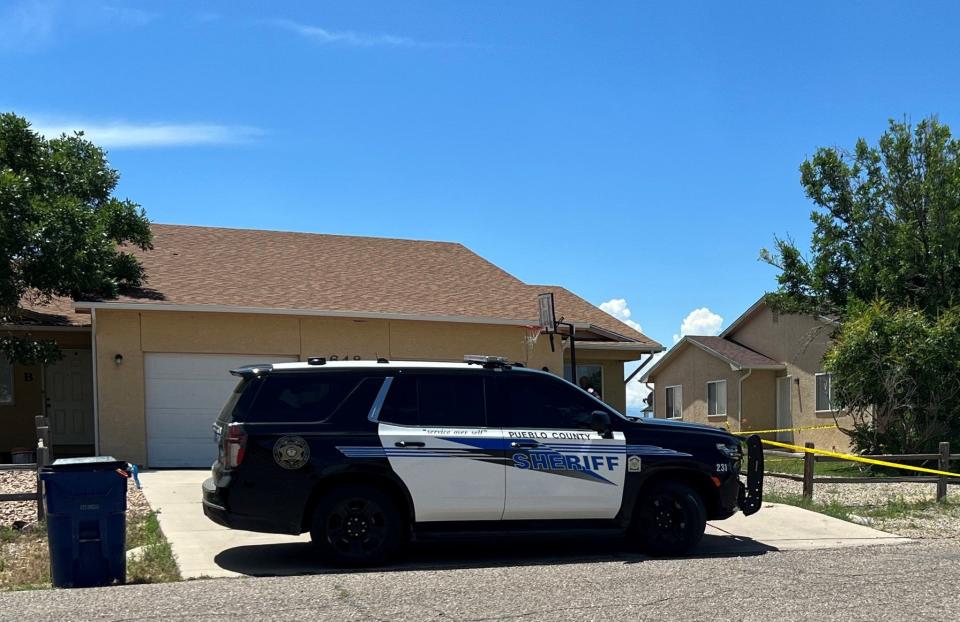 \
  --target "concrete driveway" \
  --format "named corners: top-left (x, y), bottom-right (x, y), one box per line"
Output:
top-left (139, 470), bottom-right (911, 579)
